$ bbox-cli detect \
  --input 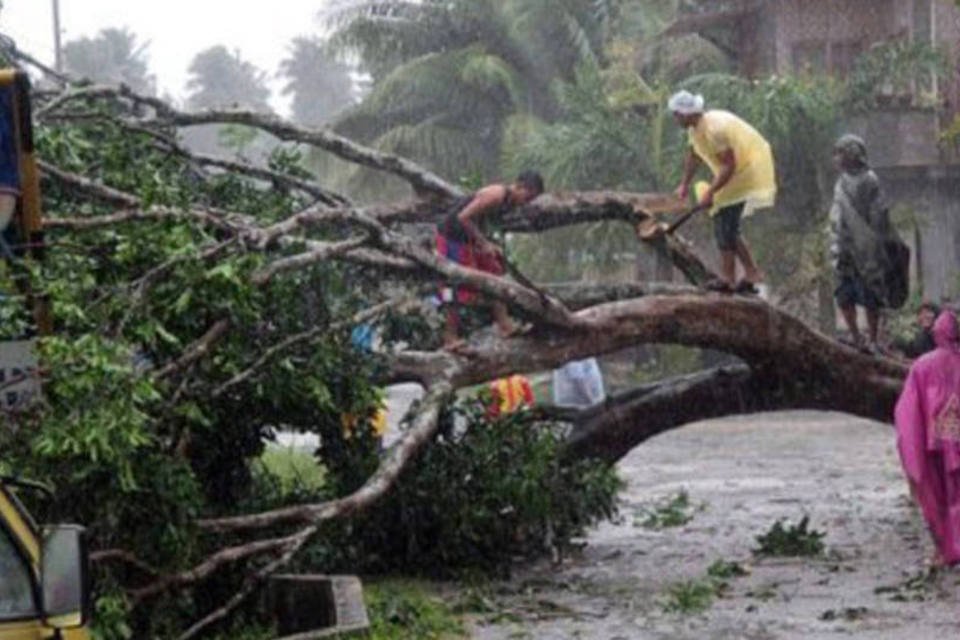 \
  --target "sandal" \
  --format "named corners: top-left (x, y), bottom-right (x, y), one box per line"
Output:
top-left (735, 279), bottom-right (759, 295)
top-left (704, 278), bottom-right (734, 293)
top-left (837, 335), bottom-right (865, 351)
